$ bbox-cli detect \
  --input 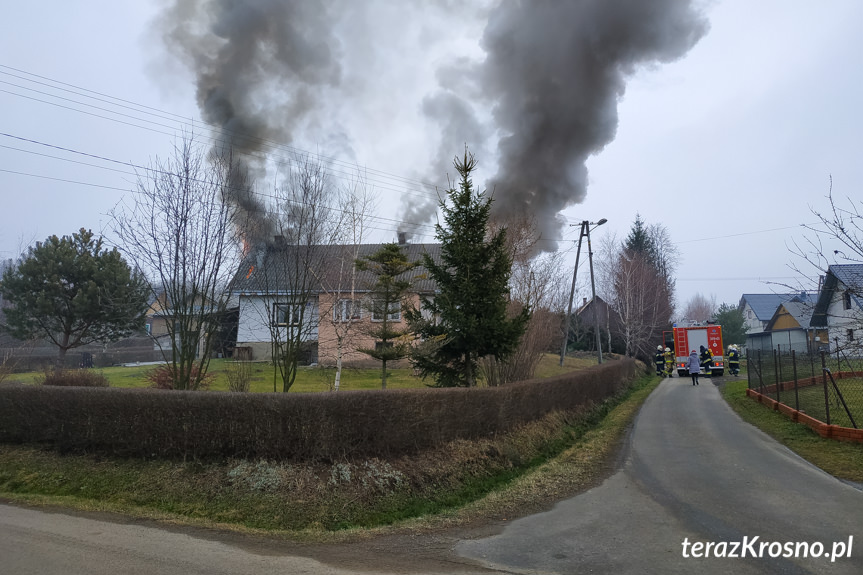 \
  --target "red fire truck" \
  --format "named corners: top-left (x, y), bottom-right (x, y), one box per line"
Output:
top-left (665, 324), bottom-right (724, 377)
